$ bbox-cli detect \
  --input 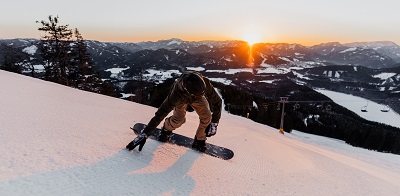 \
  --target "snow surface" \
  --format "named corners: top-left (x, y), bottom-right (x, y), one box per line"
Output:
top-left (293, 71), bottom-right (312, 80)
top-left (316, 89), bottom-right (400, 128)
top-left (186, 67), bottom-right (206, 72)
top-left (142, 69), bottom-right (181, 83)
top-left (257, 67), bottom-right (289, 74)
top-left (105, 67), bottom-right (130, 78)
top-left (22, 45), bottom-right (38, 55)
top-left (340, 47), bottom-right (357, 53)
top-left (21, 65), bottom-right (45, 74)
top-left (1, 70), bottom-right (400, 195)
top-left (206, 68), bottom-right (253, 74)
top-left (208, 77), bottom-right (232, 85)
top-left (167, 40), bottom-right (182, 45)
top-left (372, 72), bottom-right (397, 80)
top-left (260, 79), bottom-right (279, 84)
